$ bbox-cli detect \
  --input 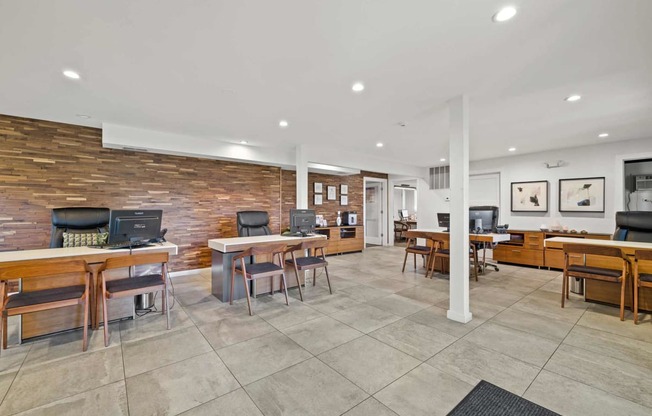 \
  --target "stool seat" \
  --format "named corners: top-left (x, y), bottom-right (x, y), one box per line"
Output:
top-left (639, 273), bottom-right (652, 283)
top-left (7, 285), bottom-right (86, 309)
top-left (567, 265), bottom-right (622, 279)
top-left (286, 257), bottom-right (327, 269)
top-left (105, 274), bottom-right (163, 293)
top-left (236, 263), bottom-right (283, 275)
